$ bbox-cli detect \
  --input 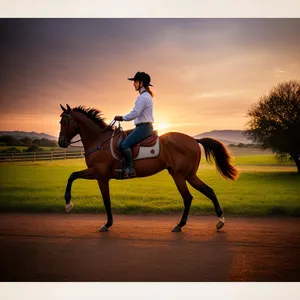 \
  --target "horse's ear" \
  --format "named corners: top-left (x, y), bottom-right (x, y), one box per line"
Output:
top-left (66, 104), bottom-right (71, 111)
top-left (60, 104), bottom-right (67, 112)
